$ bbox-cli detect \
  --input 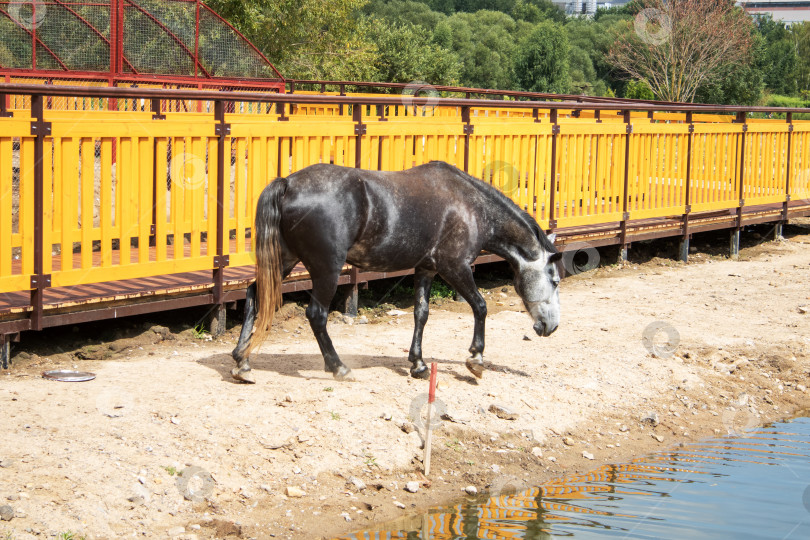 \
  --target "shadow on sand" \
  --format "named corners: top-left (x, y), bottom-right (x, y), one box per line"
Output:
top-left (196, 351), bottom-right (530, 384)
